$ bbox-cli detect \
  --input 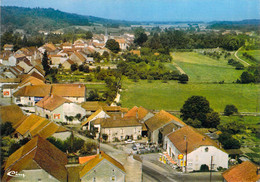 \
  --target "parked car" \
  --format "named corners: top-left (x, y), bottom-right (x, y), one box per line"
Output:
top-left (132, 145), bottom-right (137, 150)
top-left (125, 139), bottom-right (135, 144)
